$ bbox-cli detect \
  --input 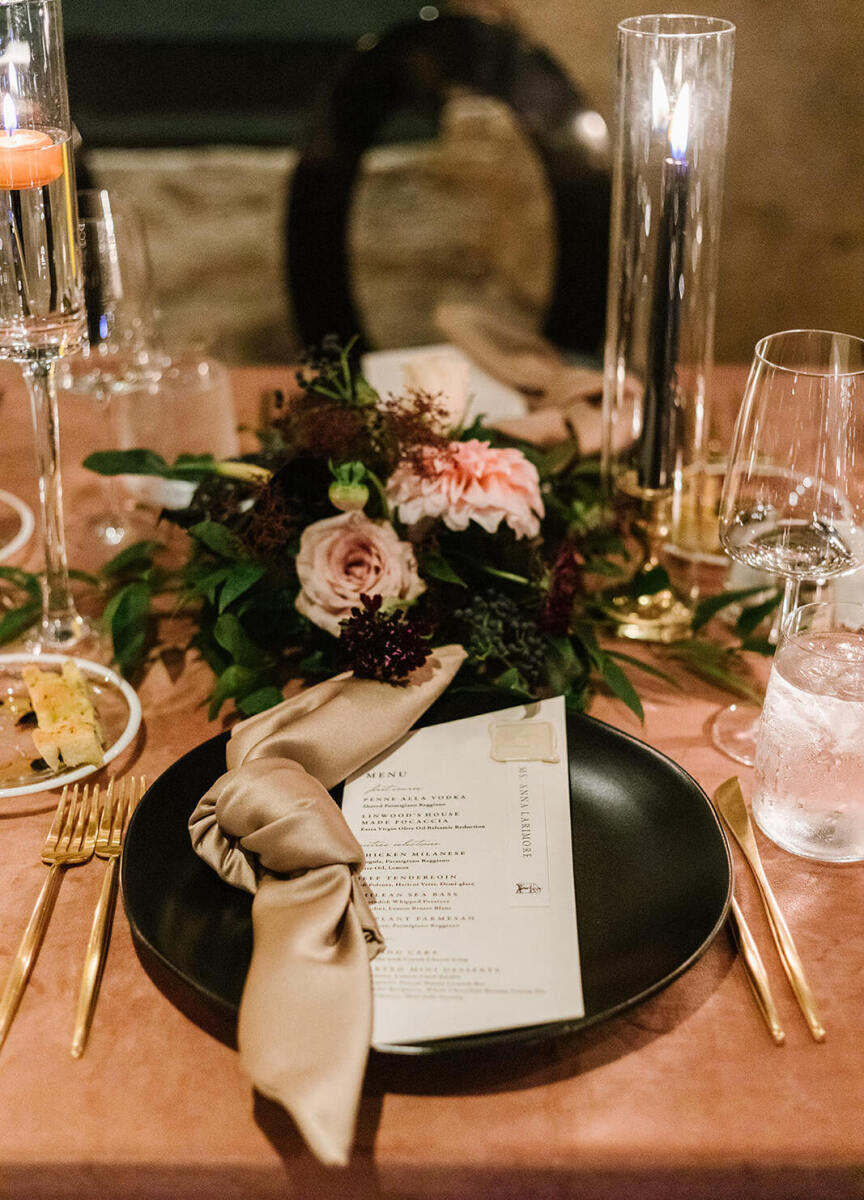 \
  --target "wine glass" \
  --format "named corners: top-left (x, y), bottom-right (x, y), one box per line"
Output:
top-left (712, 329), bottom-right (864, 764)
top-left (0, 0), bottom-right (87, 649)
top-left (57, 187), bottom-right (161, 546)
